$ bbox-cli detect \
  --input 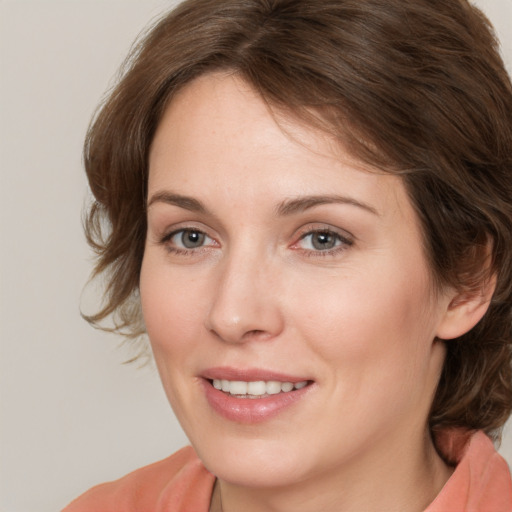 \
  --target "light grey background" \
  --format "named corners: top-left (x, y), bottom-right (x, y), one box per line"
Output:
top-left (0, 1), bottom-right (511, 511)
